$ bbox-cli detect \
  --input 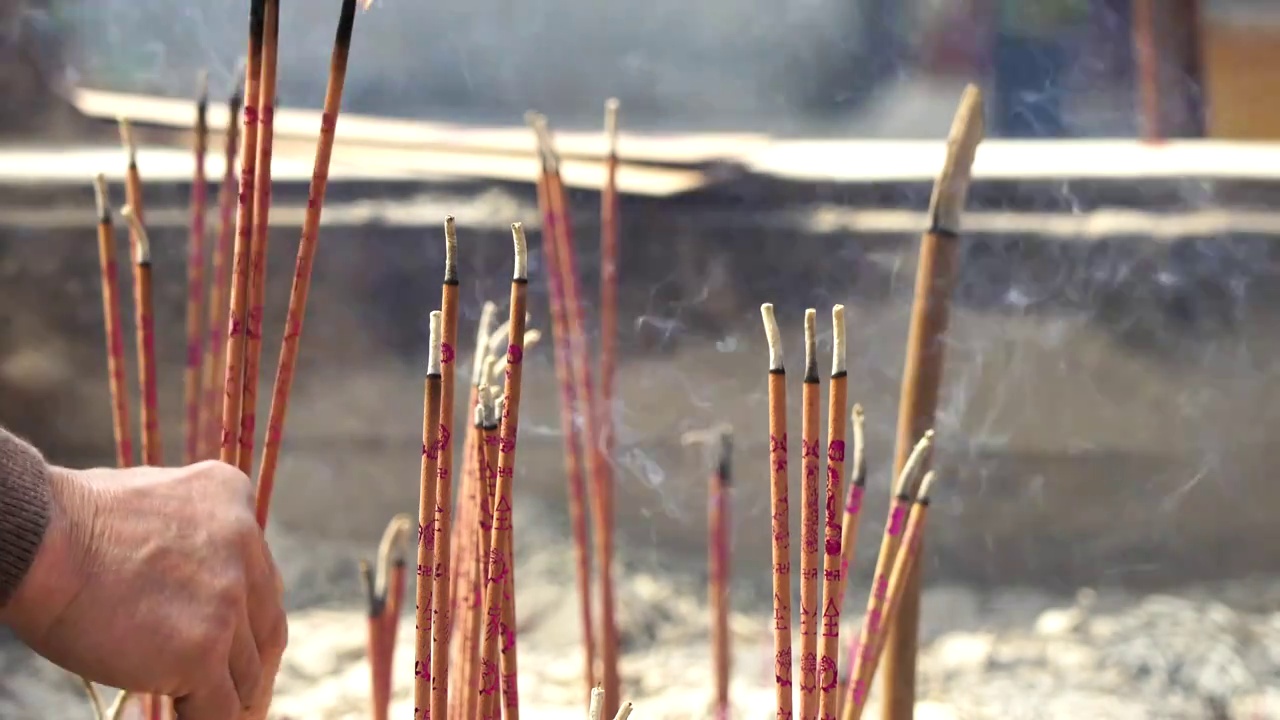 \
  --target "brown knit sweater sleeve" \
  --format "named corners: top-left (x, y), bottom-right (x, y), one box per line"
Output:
top-left (0, 429), bottom-right (51, 607)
